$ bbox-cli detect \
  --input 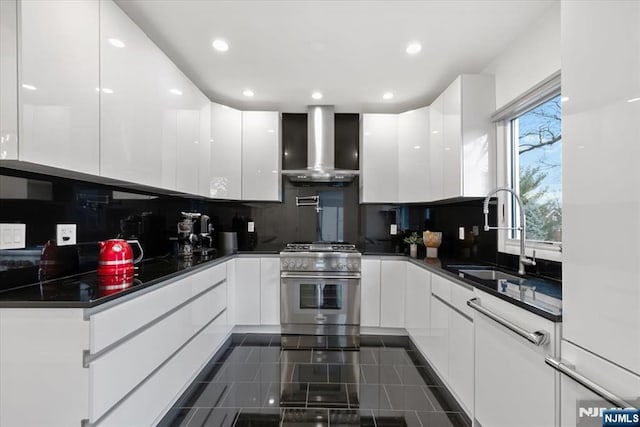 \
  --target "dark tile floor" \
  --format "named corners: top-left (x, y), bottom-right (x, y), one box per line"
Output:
top-left (158, 334), bottom-right (471, 427)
